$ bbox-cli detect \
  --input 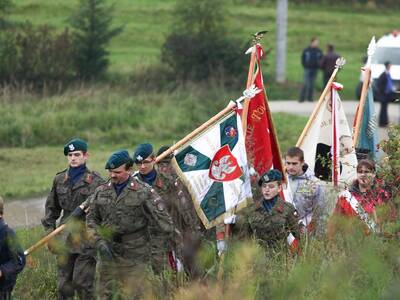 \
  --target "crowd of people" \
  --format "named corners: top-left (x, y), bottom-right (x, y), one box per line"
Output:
top-left (300, 37), bottom-right (399, 127)
top-left (1, 136), bottom-right (397, 300)
top-left (299, 37), bottom-right (339, 103)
